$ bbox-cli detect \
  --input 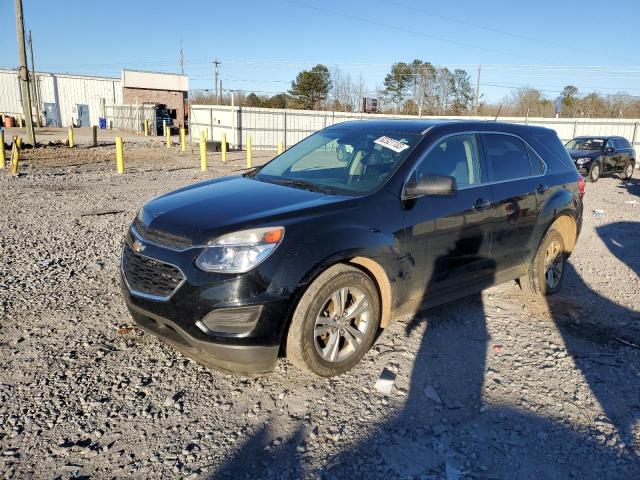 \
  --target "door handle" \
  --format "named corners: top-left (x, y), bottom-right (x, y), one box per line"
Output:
top-left (472, 199), bottom-right (491, 211)
top-left (536, 184), bottom-right (549, 195)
